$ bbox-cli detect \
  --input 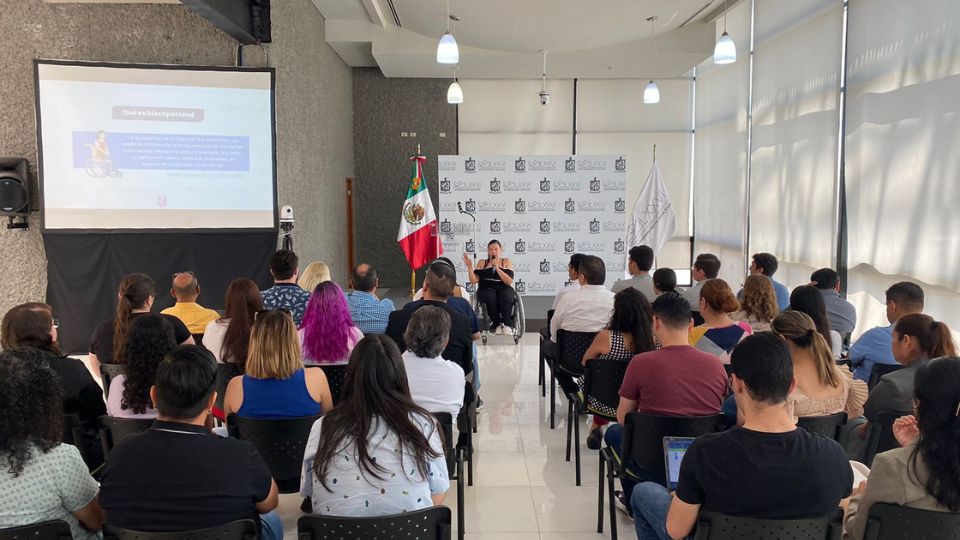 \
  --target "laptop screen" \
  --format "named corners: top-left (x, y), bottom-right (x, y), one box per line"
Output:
top-left (663, 437), bottom-right (696, 491)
